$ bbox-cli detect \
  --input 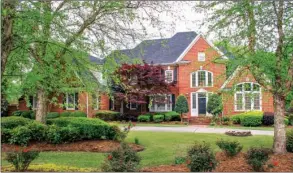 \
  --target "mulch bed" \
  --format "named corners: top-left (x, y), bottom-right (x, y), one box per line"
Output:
top-left (141, 152), bottom-right (293, 172)
top-left (1, 140), bottom-right (144, 153)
